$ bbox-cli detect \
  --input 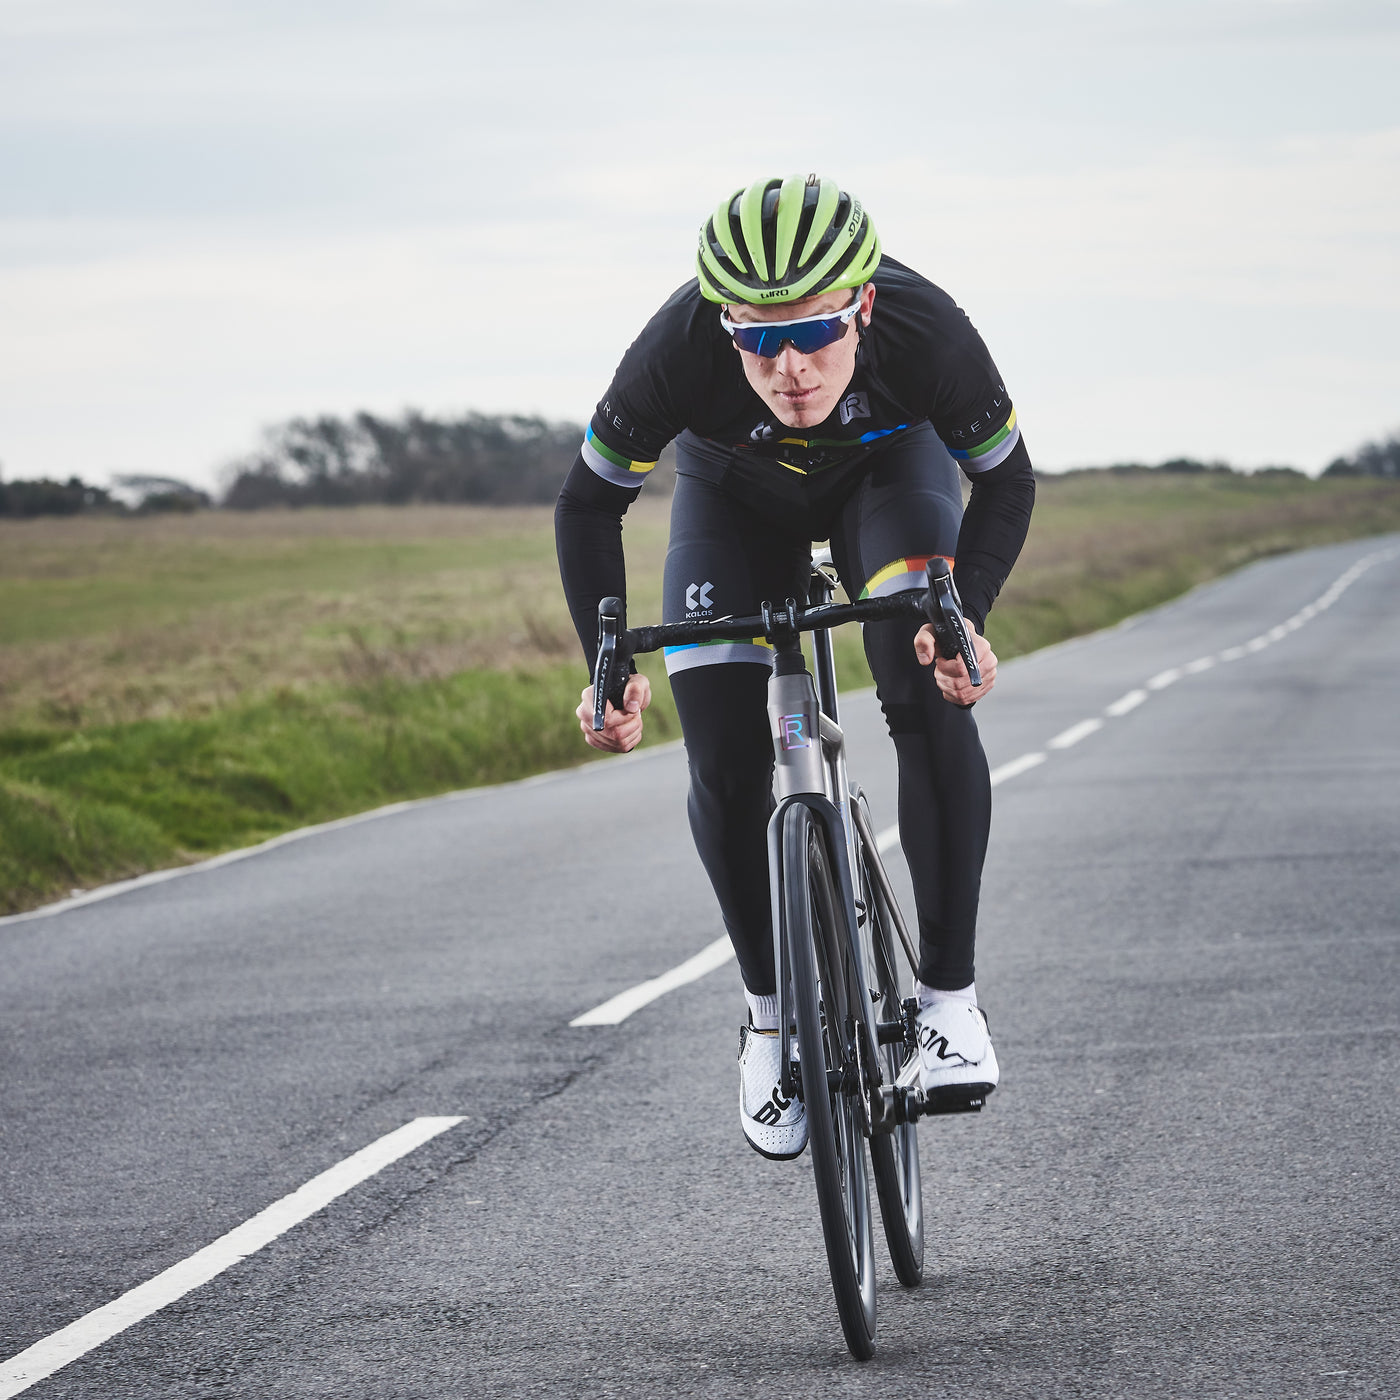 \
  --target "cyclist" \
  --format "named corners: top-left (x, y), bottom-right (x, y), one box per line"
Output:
top-left (556, 174), bottom-right (1034, 1159)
